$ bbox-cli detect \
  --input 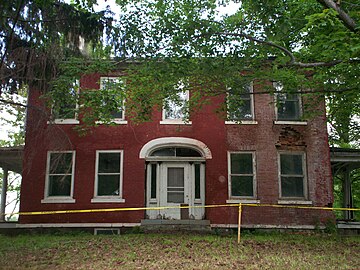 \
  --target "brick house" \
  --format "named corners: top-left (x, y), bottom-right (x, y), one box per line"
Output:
top-left (19, 71), bottom-right (334, 229)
